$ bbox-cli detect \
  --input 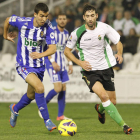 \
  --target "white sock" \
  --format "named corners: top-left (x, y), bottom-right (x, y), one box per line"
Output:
top-left (102, 100), bottom-right (111, 107)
